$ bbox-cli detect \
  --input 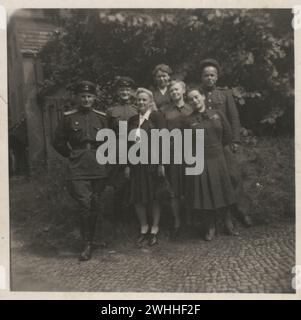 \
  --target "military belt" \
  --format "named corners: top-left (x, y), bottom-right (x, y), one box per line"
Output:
top-left (73, 142), bottom-right (98, 150)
